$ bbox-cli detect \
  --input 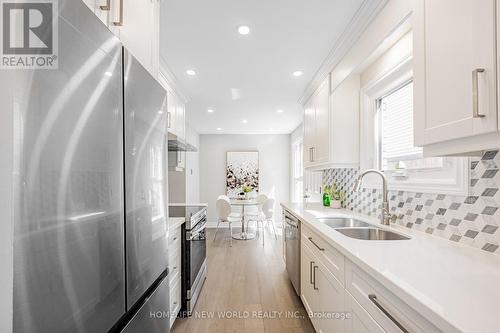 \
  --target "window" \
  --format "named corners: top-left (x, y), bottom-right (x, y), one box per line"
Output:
top-left (292, 139), bottom-right (303, 202)
top-left (376, 81), bottom-right (423, 171)
top-left (359, 53), bottom-right (468, 195)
